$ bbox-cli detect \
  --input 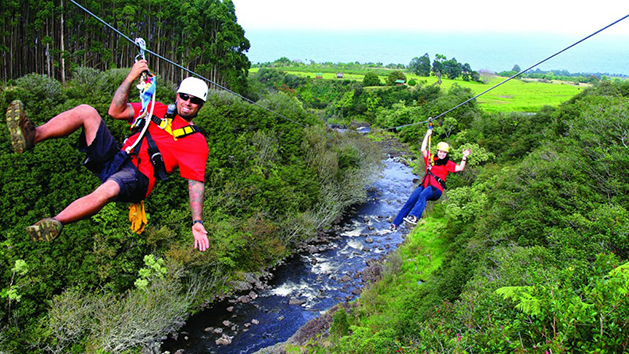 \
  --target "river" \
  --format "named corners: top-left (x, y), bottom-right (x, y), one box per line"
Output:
top-left (163, 156), bottom-right (416, 354)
